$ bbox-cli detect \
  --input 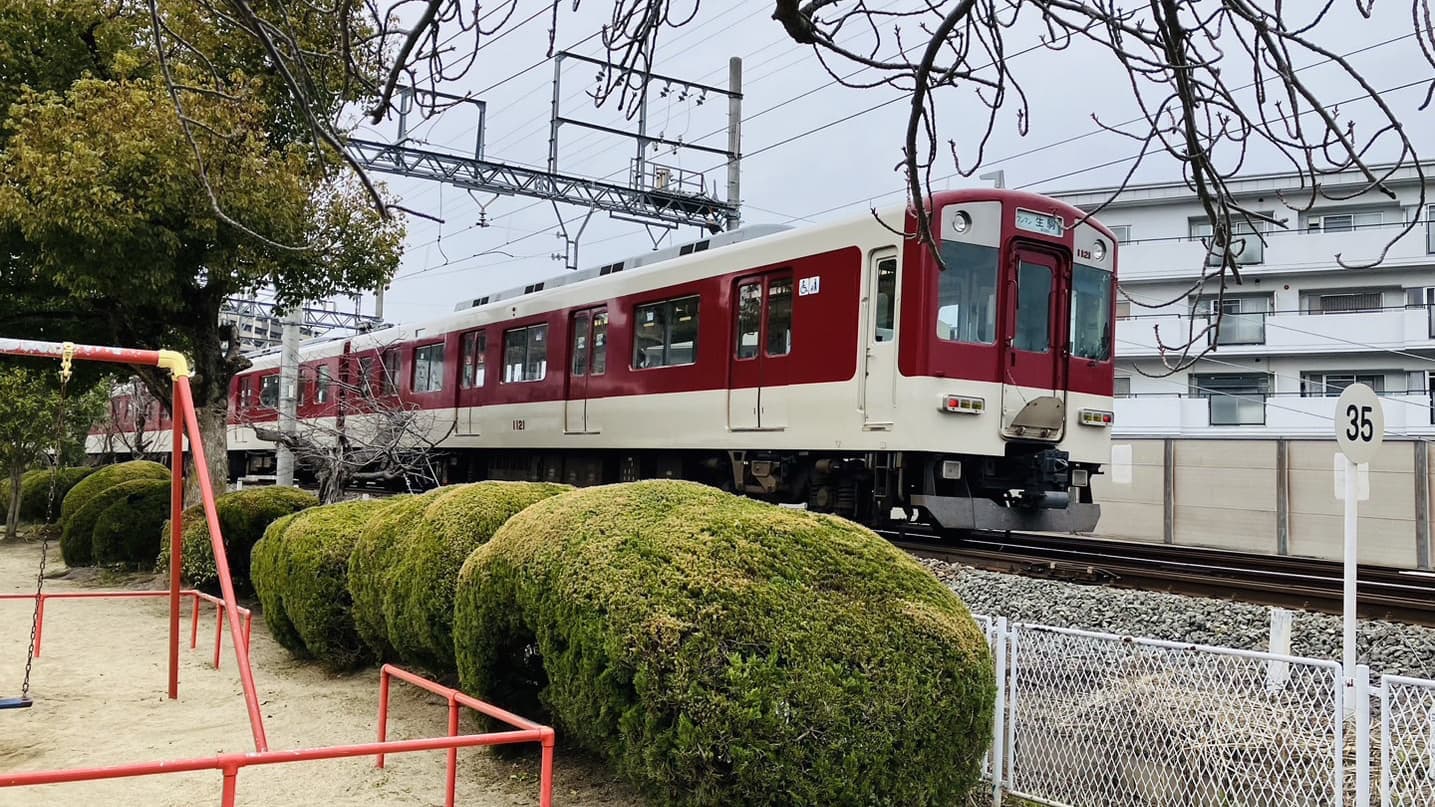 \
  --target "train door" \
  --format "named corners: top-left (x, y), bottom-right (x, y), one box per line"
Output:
top-left (862, 249), bottom-right (899, 426)
top-left (1000, 245), bottom-right (1069, 439)
top-left (564, 307), bottom-right (606, 434)
top-left (456, 329), bottom-right (486, 436)
top-left (728, 272), bottom-right (792, 430)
